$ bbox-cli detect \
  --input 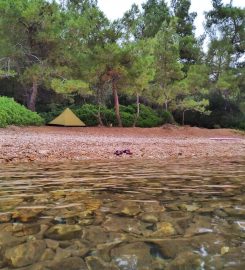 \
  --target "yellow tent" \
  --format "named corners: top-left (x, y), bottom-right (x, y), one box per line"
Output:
top-left (48, 108), bottom-right (85, 127)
